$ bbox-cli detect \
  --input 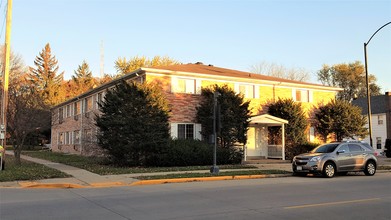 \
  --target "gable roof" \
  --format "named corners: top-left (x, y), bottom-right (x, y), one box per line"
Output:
top-left (53, 63), bottom-right (341, 109)
top-left (143, 63), bottom-right (341, 90)
top-left (352, 93), bottom-right (391, 114)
